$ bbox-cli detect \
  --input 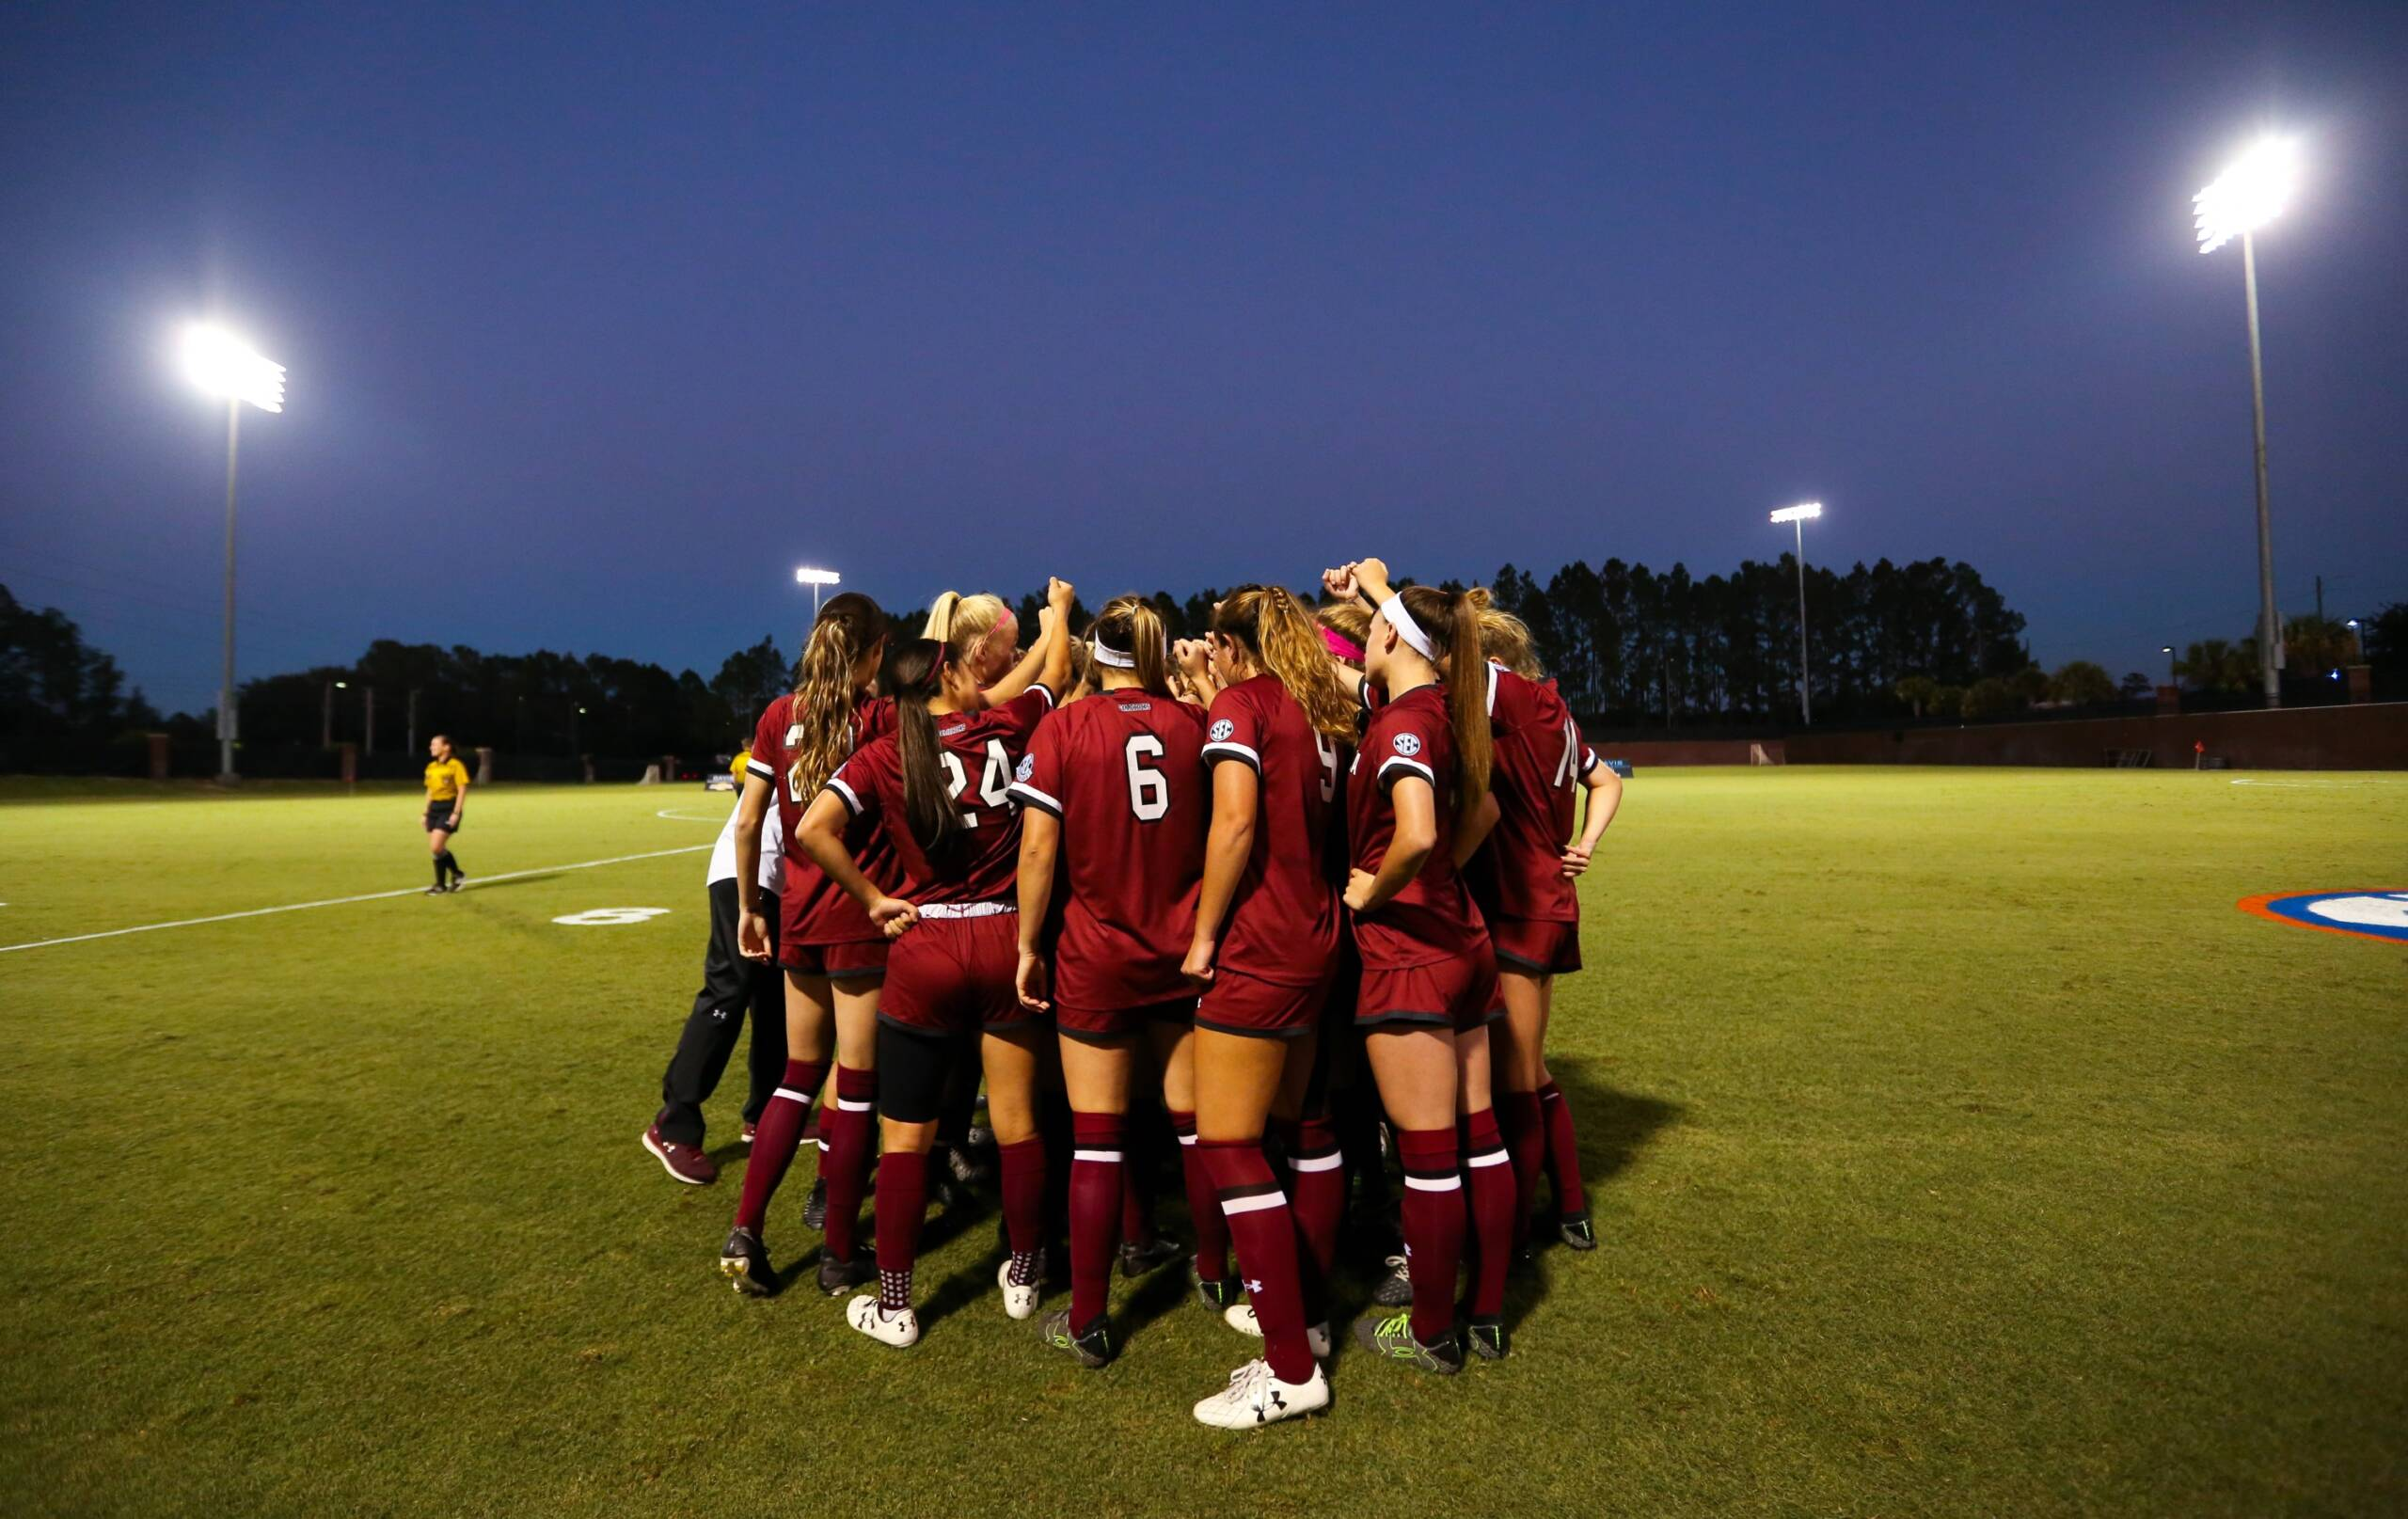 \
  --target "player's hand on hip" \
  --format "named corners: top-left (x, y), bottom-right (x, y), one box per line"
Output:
top-left (1559, 844), bottom-right (1592, 878)
top-left (870, 896), bottom-right (918, 937)
top-left (1015, 948), bottom-right (1051, 1012)
top-left (1180, 937), bottom-right (1217, 988)
top-left (1341, 868), bottom-right (1377, 913)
